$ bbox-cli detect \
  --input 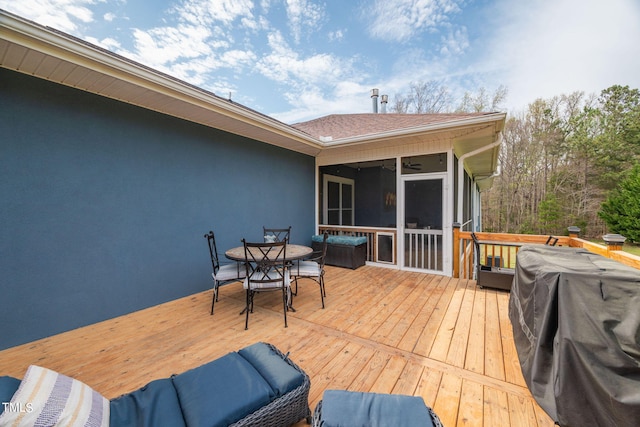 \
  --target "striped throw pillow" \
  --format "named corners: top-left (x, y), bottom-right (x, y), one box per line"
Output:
top-left (0, 365), bottom-right (108, 426)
